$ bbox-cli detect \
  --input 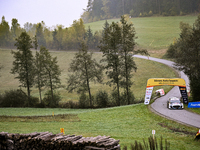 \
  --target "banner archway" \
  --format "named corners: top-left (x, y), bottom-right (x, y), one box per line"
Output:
top-left (144, 78), bottom-right (188, 105)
